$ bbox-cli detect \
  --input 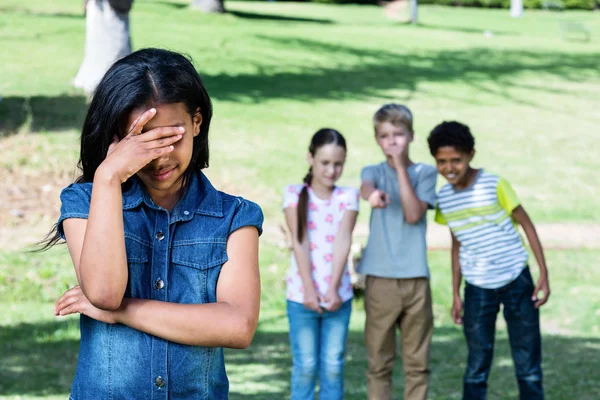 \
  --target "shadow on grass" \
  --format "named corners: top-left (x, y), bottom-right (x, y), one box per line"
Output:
top-left (145, 0), bottom-right (189, 9)
top-left (229, 10), bottom-right (334, 24)
top-left (0, 319), bottom-right (79, 397)
top-left (147, 0), bottom-right (333, 22)
top-left (0, 95), bottom-right (88, 137)
top-left (0, 7), bottom-right (83, 19)
top-left (204, 36), bottom-right (599, 107)
top-left (1, 319), bottom-right (598, 398)
top-left (1, 41), bottom-right (596, 136)
top-left (225, 327), bottom-right (600, 399)
top-left (413, 23), bottom-right (517, 36)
